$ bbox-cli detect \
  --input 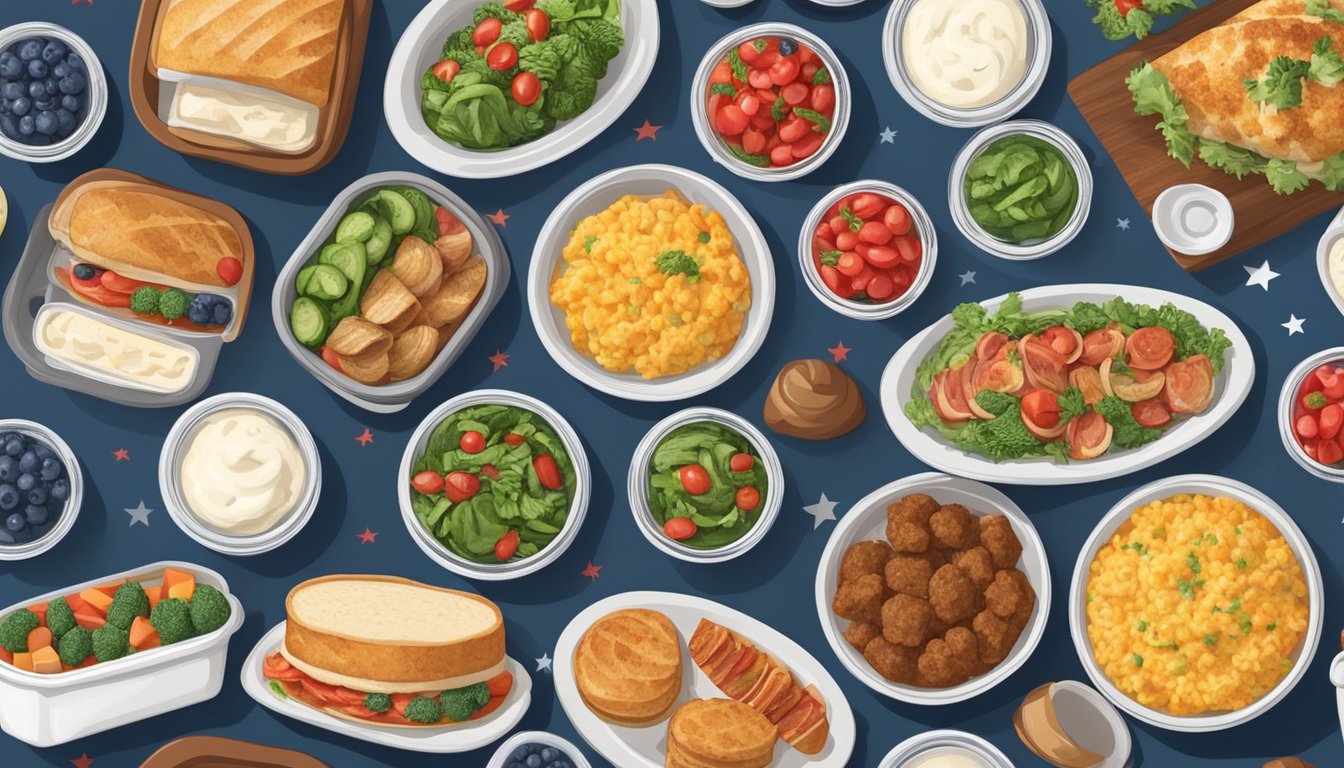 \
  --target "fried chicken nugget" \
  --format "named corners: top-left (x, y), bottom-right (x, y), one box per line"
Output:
top-left (844, 621), bottom-right (881, 653)
top-left (884, 552), bottom-right (938, 598)
top-left (971, 609), bottom-right (1017, 667)
top-left (863, 636), bottom-right (919, 684)
top-left (840, 540), bottom-right (893, 584)
top-left (917, 627), bottom-right (982, 688)
top-left (984, 569), bottom-right (1035, 625)
top-left (928, 563), bottom-right (981, 625)
top-left (886, 493), bottom-right (939, 553)
top-left (881, 594), bottom-right (936, 648)
top-left (980, 515), bottom-right (1023, 569)
top-left (930, 504), bottom-right (980, 551)
top-left (950, 546), bottom-right (995, 590)
top-left (832, 573), bottom-right (885, 625)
